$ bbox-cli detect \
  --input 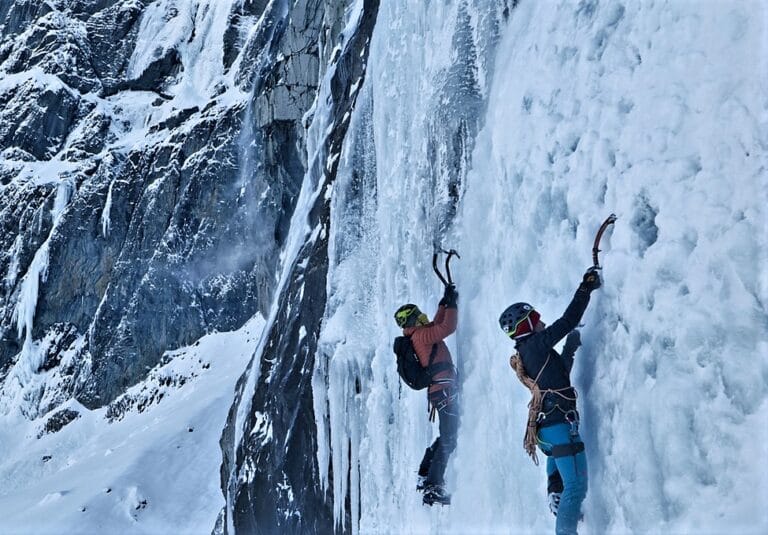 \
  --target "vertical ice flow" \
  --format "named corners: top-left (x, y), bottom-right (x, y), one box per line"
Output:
top-left (316, 1), bottom-right (768, 534)
top-left (7, 178), bottom-right (75, 411)
top-left (101, 178), bottom-right (114, 237)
